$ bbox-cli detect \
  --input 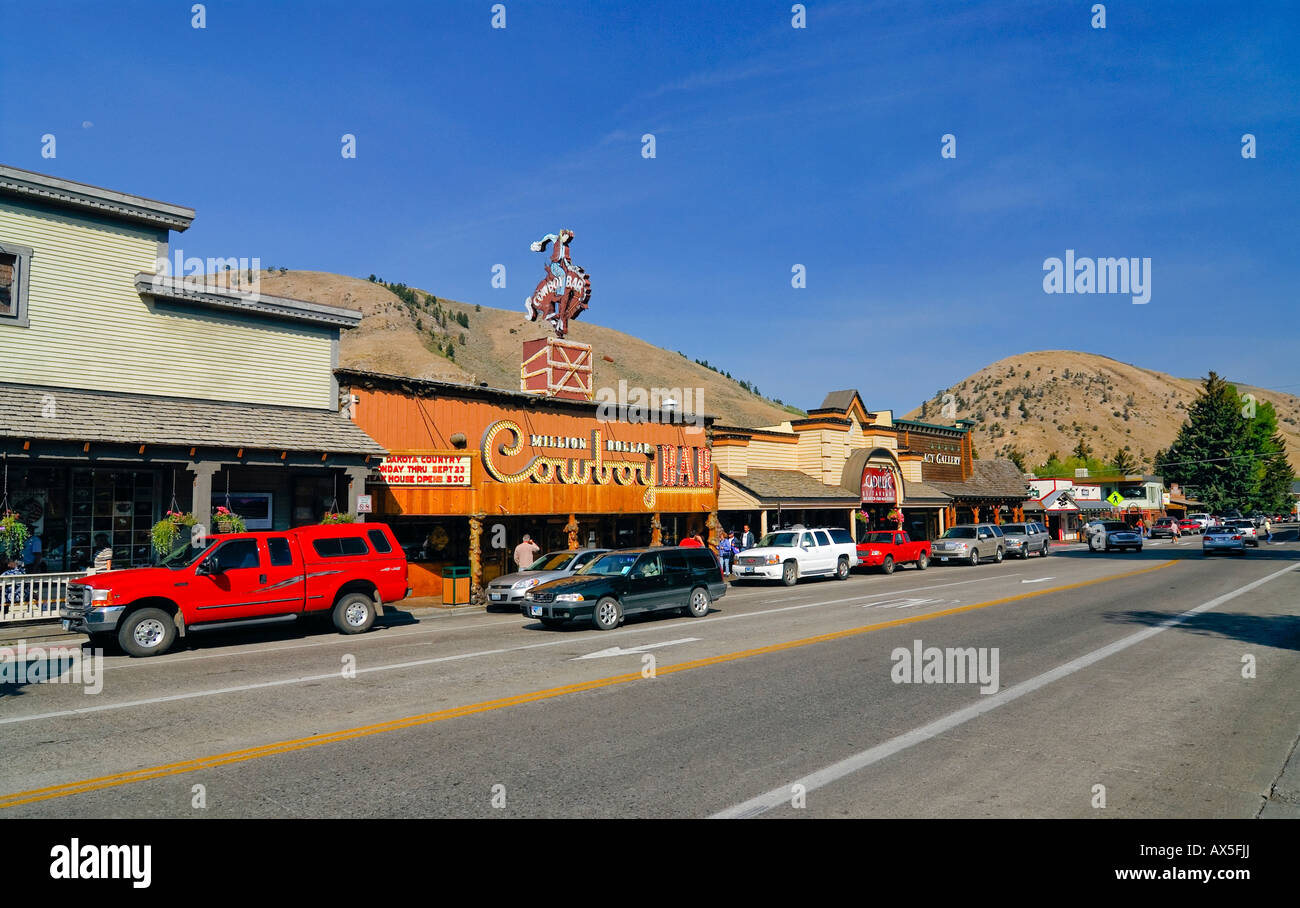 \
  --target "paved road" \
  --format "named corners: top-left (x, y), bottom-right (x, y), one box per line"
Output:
top-left (2, 533), bottom-right (1298, 818)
